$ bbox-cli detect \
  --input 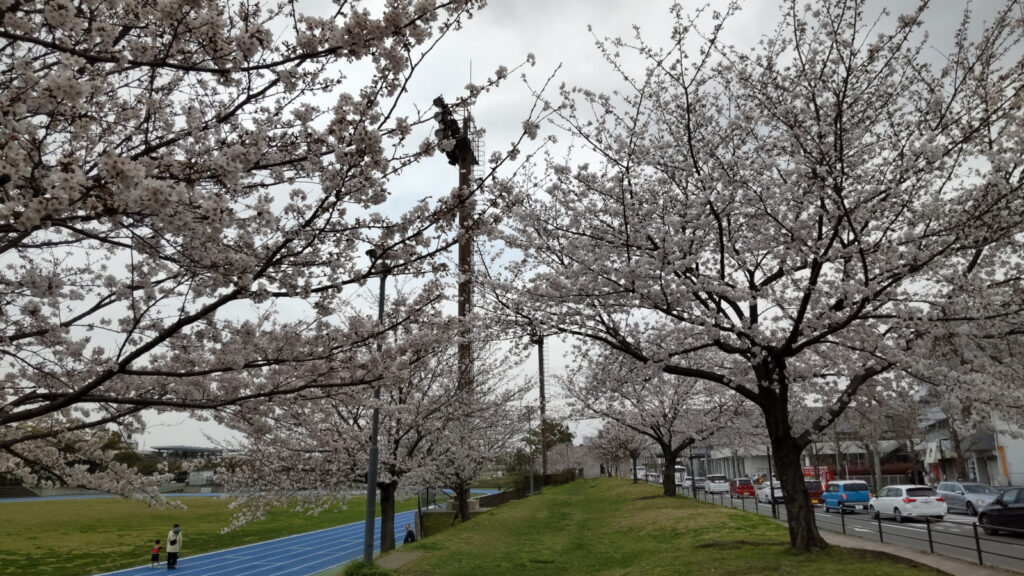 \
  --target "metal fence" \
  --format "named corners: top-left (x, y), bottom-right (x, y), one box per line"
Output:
top-left (416, 472), bottom-right (578, 539)
top-left (688, 488), bottom-right (1024, 573)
